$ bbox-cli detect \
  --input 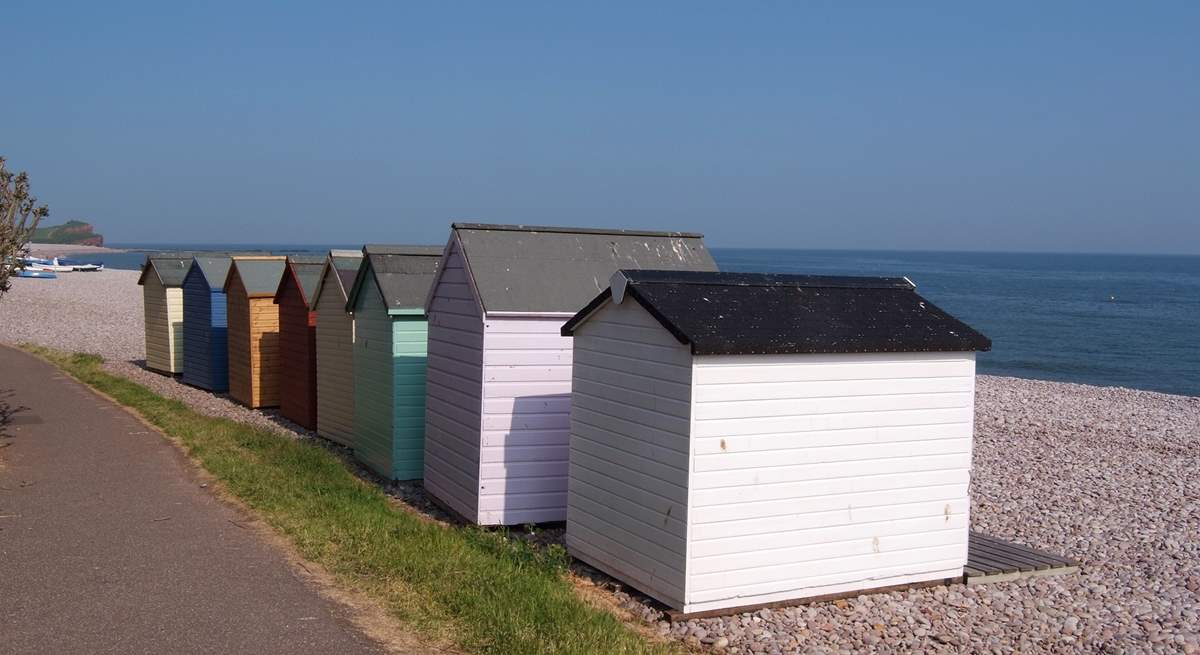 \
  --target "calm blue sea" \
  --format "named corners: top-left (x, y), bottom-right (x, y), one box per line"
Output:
top-left (96, 244), bottom-right (1200, 397)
